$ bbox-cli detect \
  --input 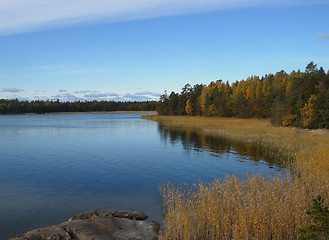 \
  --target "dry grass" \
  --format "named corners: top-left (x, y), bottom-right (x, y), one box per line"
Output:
top-left (142, 115), bottom-right (329, 239)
